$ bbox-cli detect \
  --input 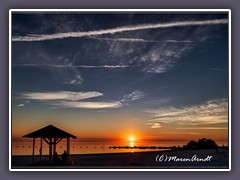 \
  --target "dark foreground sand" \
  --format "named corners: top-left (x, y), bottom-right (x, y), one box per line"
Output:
top-left (12, 148), bottom-right (229, 169)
